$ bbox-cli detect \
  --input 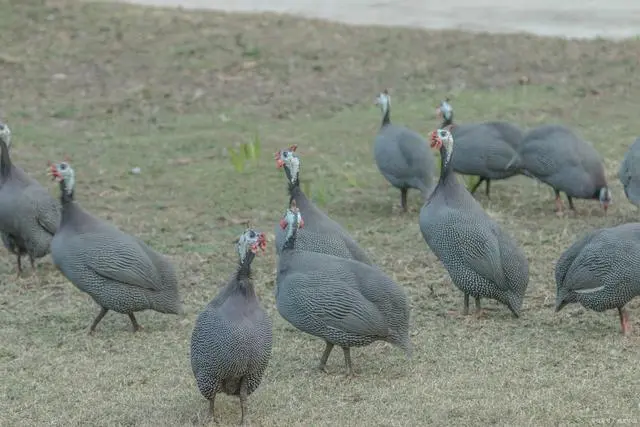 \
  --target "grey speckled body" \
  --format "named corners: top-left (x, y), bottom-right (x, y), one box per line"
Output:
top-left (437, 100), bottom-right (526, 198)
top-left (555, 223), bottom-right (640, 334)
top-left (518, 124), bottom-right (610, 213)
top-left (374, 91), bottom-right (436, 211)
top-left (618, 137), bottom-right (640, 207)
top-left (49, 162), bottom-right (182, 333)
top-left (191, 229), bottom-right (272, 425)
top-left (419, 129), bottom-right (530, 317)
top-left (0, 123), bottom-right (60, 273)
top-left (275, 204), bottom-right (411, 375)
top-left (273, 146), bottom-right (373, 266)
